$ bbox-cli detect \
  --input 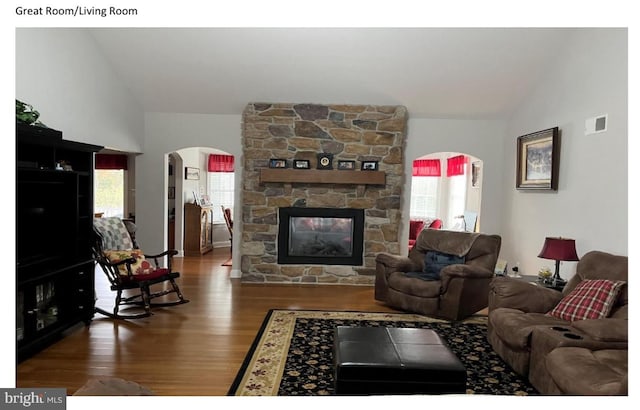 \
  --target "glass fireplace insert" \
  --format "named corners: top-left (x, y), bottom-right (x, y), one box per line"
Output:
top-left (277, 207), bottom-right (364, 265)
